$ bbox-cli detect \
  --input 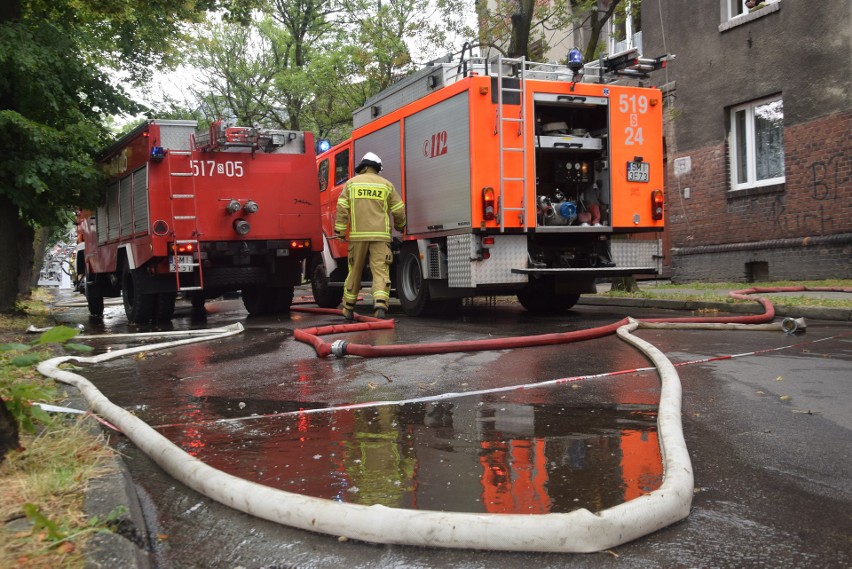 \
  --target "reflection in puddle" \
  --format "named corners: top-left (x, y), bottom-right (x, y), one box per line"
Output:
top-left (160, 396), bottom-right (662, 514)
